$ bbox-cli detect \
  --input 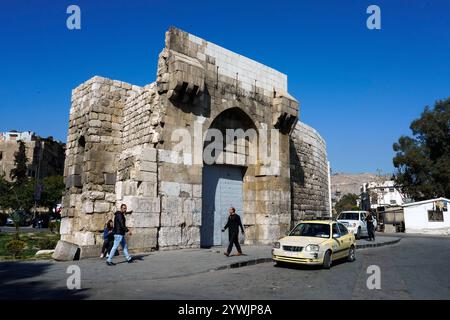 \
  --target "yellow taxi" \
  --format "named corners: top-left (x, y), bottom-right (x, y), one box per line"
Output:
top-left (272, 219), bottom-right (356, 269)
